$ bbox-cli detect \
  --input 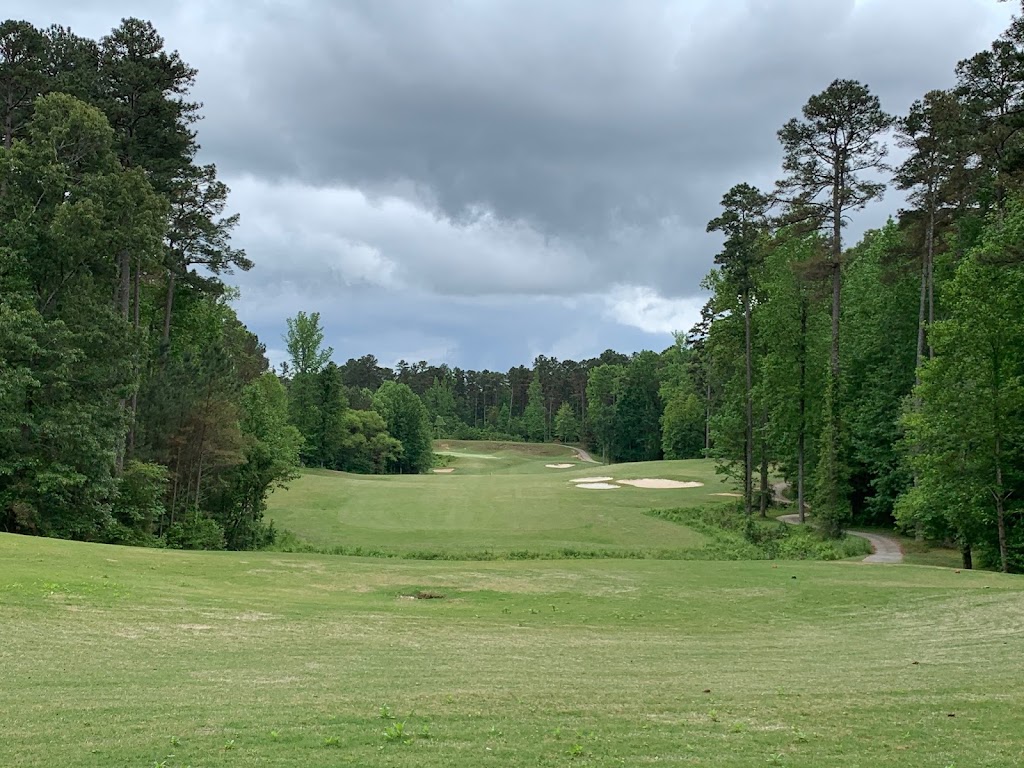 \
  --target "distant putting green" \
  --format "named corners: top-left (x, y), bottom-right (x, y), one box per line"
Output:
top-left (2, 534), bottom-right (1022, 767)
top-left (266, 441), bottom-right (737, 556)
